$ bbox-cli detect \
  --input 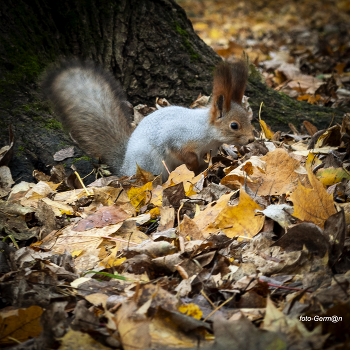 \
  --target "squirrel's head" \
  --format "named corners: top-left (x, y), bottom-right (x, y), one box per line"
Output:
top-left (210, 60), bottom-right (255, 146)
